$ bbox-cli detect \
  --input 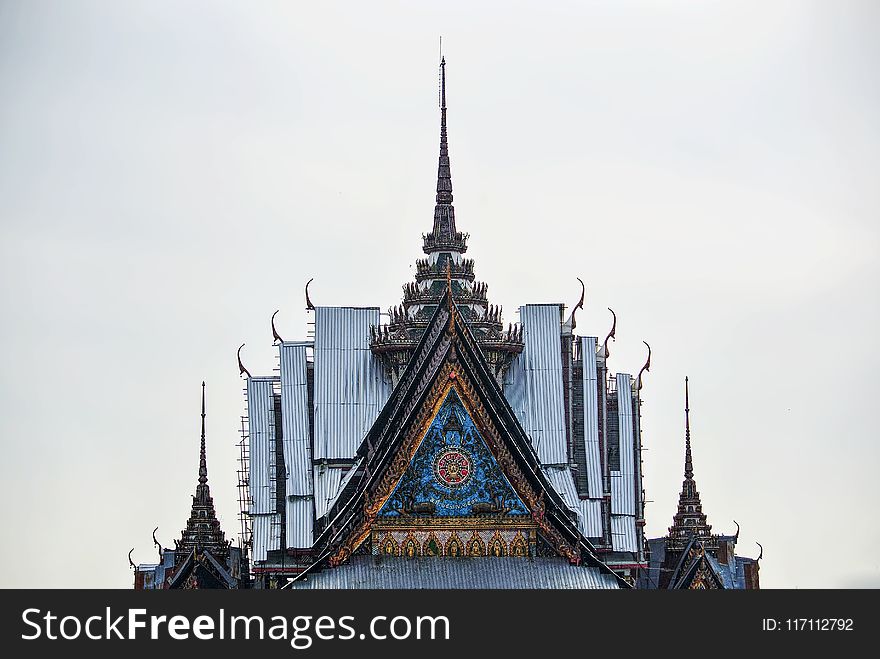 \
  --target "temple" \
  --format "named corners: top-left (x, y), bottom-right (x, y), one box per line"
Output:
top-left (133, 57), bottom-right (759, 589)
top-left (133, 384), bottom-right (246, 589)
top-left (638, 378), bottom-right (760, 589)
